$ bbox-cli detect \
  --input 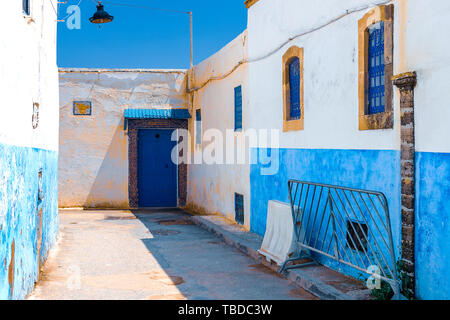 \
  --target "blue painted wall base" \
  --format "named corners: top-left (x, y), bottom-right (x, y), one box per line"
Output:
top-left (250, 148), bottom-right (402, 282)
top-left (416, 151), bottom-right (450, 300)
top-left (250, 148), bottom-right (450, 299)
top-left (0, 143), bottom-right (59, 300)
